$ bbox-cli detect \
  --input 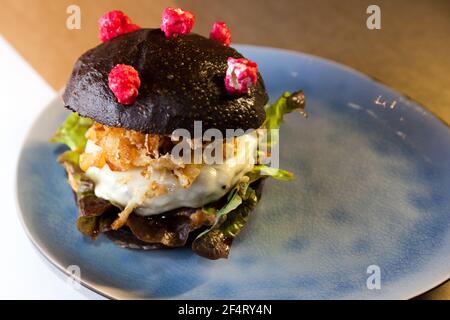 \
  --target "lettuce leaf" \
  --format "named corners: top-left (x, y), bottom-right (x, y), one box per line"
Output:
top-left (192, 183), bottom-right (259, 260)
top-left (126, 209), bottom-right (199, 247)
top-left (57, 149), bottom-right (80, 166)
top-left (50, 113), bottom-right (93, 152)
top-left (250, 165), bottom-right (294, 181)
top-left (193, 91), bottom-right (305, 258)
top-left (197, 177), bottom-right (255, 239)
top-left (51, 113), bottom-right (117, 239)
top-left (263, 90), bottom-right (306, 130)
top-left (76, 178), bottom-right (116, 218)
top-left (59, 157), bottom-right (117, 239)
top-left (212, 188), bottom-right (243, 222)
